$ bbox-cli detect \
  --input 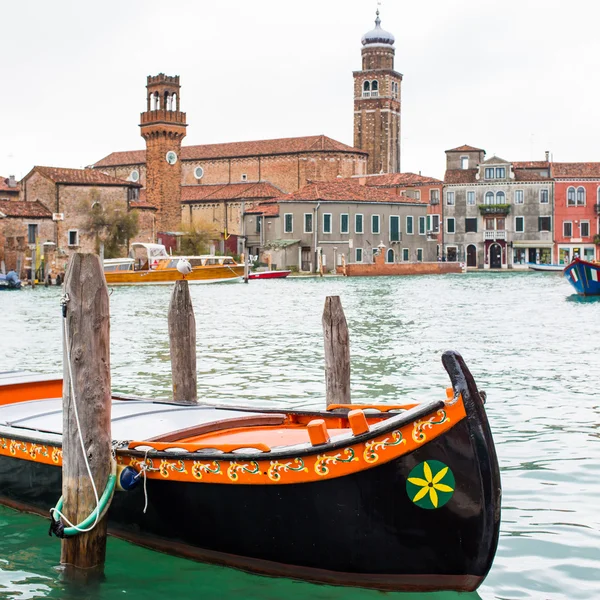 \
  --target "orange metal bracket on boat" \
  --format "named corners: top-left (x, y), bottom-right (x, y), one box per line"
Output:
top-left (446, 387), bottom-right (454, 400)
top-left (127, 441), bottom-right (271, 453)
top-left (327, 403), bottom-right (419, 412)
top-left (348, 409), bottom-right (370, 436)
top-left (307, 419), bottom-right (330, 446)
